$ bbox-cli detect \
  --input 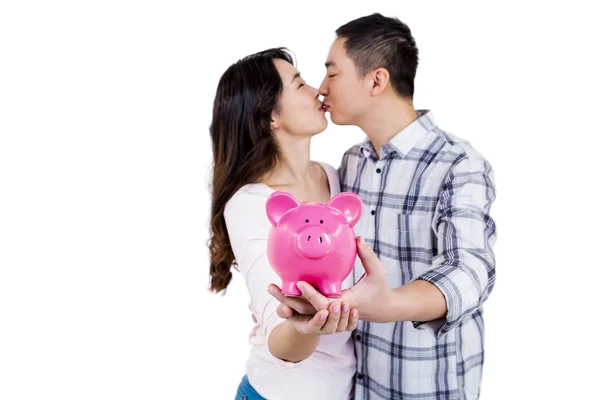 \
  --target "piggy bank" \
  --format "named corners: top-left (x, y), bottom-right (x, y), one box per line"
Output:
top-left (265, 191), bottom-right (363, 298)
